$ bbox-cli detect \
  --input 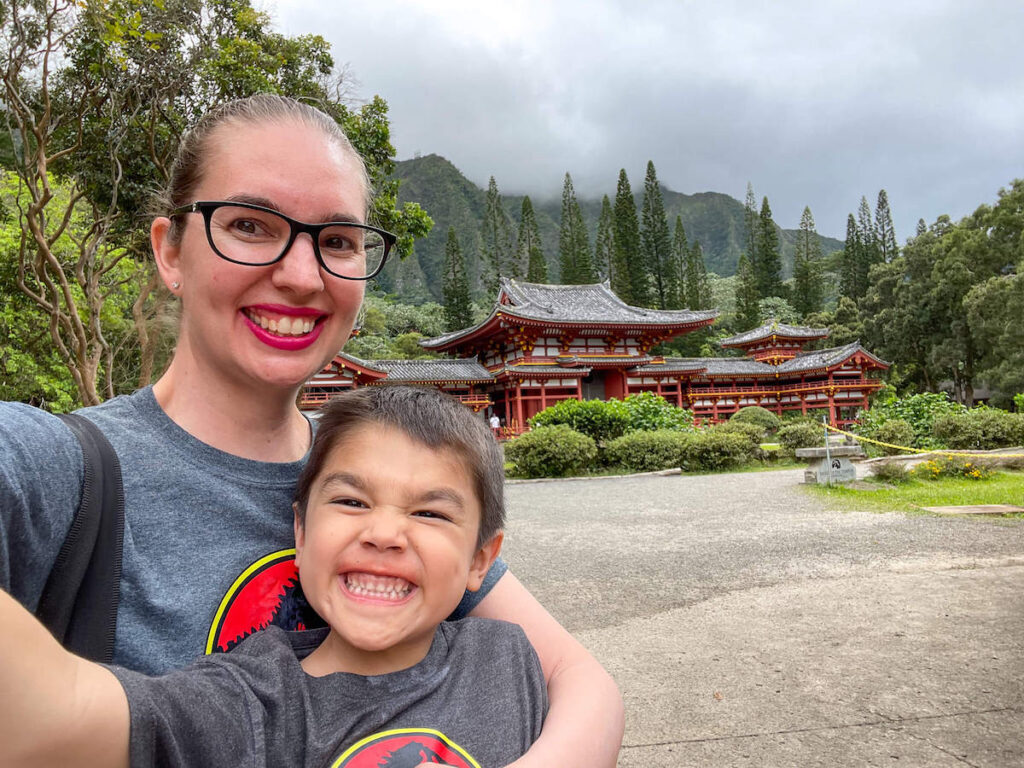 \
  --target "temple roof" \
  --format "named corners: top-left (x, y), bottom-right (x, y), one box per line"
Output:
top-left (775, 341), bottom-right (889, 373)
top-left (633, 342), bottom-right (889, 378)
top-left (719, 319), bottom-right (830, 348)
top-left (422, 278), bottom-right (717, 349)
top-left (339, 356), bottom-right (493, 383)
